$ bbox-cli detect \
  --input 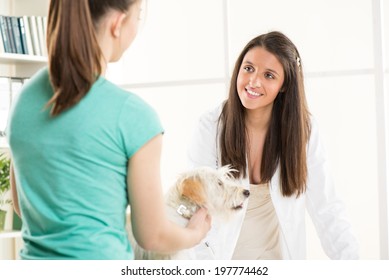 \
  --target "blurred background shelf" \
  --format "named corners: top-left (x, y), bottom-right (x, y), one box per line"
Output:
top-left (0, 230), bottom-right (21, 239)
top-left (0, 53), bottom-right (47, 64)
